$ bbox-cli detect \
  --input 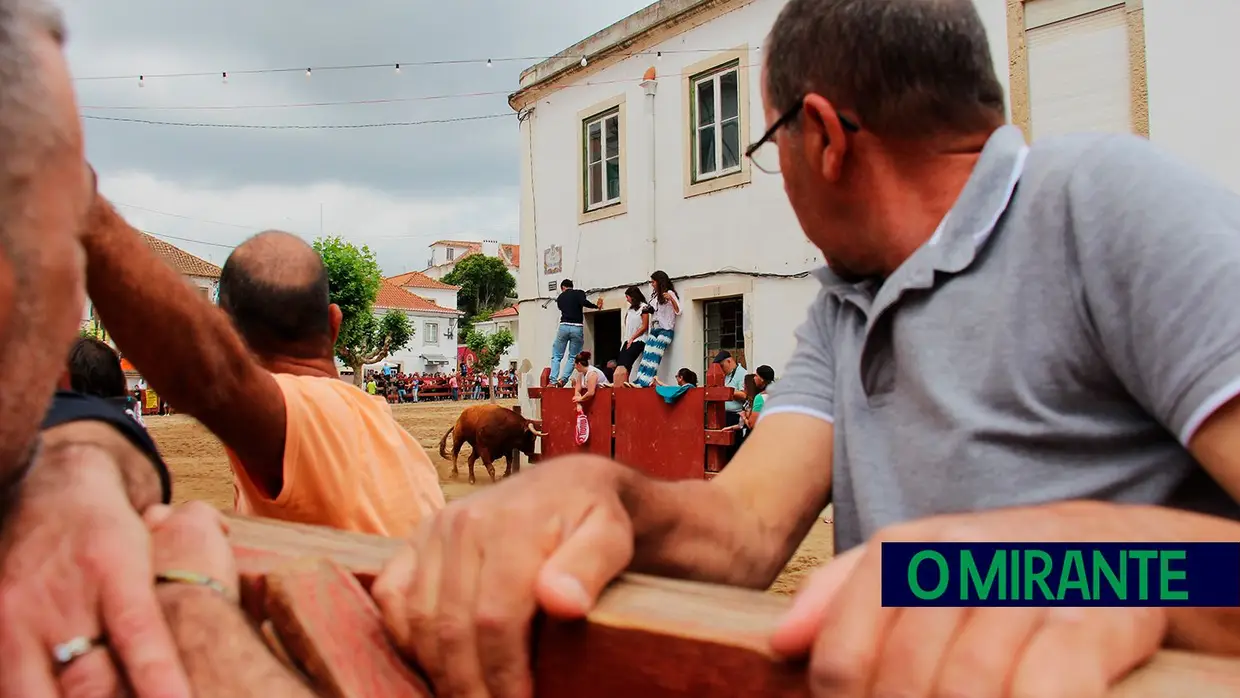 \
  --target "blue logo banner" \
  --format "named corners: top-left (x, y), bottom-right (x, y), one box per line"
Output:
top-left (881, 542), bottom-right (1240, 607)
